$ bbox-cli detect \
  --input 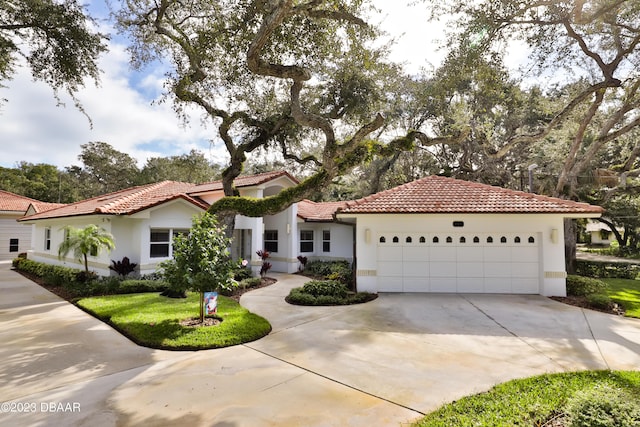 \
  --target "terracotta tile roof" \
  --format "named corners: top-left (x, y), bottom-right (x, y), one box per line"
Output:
top-left (20, 181), bottom-right (208, 221)
top-left (189, 170), bottom-right (299, 194)
top-left (338, 175), bottom-right (604, 215)
top-left (19, 171), bottom-right (301, 222)
top-left (297, 200), bottom-right (349, 222)
top-left (0, 190), bottom-right (64, 213)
